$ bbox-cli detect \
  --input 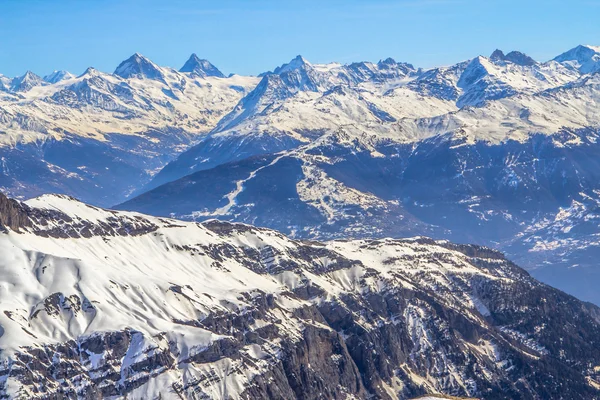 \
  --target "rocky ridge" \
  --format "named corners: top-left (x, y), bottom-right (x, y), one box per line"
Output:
top-left (0, 193), bottom-right (599, 399)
